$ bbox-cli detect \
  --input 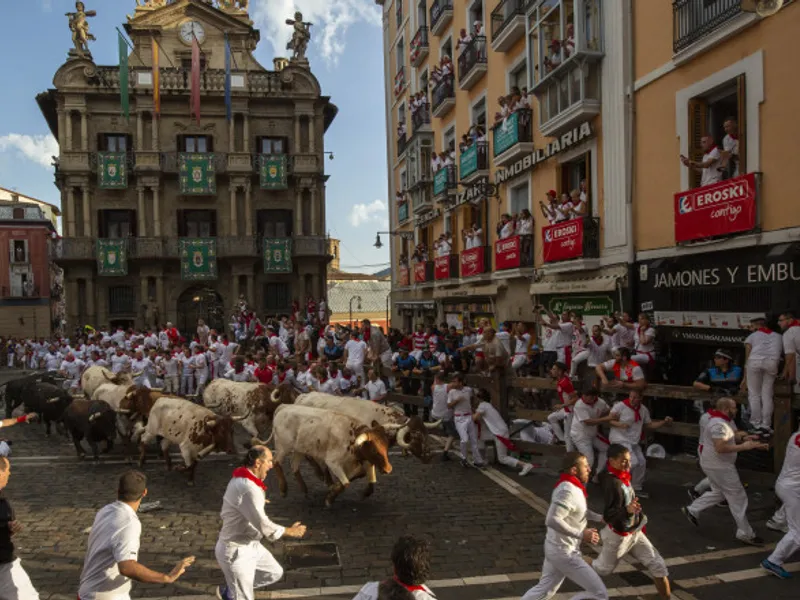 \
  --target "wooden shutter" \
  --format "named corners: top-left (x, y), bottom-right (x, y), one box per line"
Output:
top-left (737, 74), bottom-right (746, 175)
top-left (687, 97), bottom-right (708, 189)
